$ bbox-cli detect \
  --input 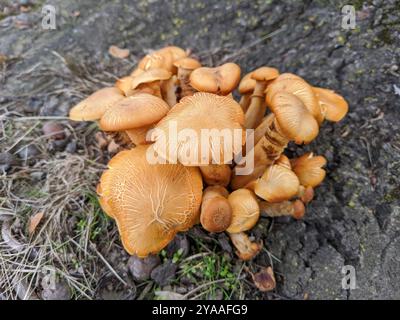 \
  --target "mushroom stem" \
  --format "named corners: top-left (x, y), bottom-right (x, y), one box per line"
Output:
top-left (177, 68), bottom-right (196, 98)
top-left (200, 186), bottom-right (232, 233)
top-left (231, 115), bottom-right (289, 190)
top-left (259, 199), bottom-right (305, 219)
top-left (199, 164), bottom-right (231, 187)
top-left (228, 232), bottom-right (262, 261)
top-left (161, 76), bottom-right (177, 107)
top-left (106, 131), bottom-right (134, 149)
top-left (239, 94), bottom-right (251, 113)
top-left (244, 81), bottom-right (267, 129)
